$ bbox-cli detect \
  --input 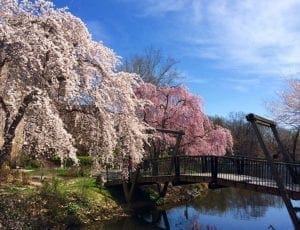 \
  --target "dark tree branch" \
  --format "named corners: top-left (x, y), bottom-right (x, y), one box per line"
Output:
top-left (0, 96), bottom-right (10, 133)
top-left (0, 57), bottom-right (7, 70)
